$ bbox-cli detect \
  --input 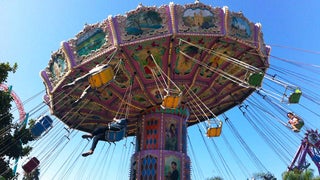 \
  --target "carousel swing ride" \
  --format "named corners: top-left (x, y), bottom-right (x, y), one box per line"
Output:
top-left (32, 0), bottom-right (320, 179)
